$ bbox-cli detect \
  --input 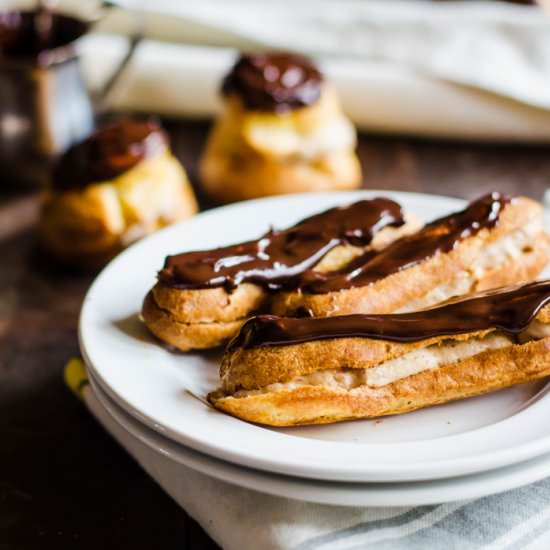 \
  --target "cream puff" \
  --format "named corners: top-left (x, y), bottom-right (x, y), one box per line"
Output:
top-left (199, 52), bottom-right (362, 203)
top-left (40, 117), bottom-right (198, 268)
top-left (209, 280), bottom-right (550, 426)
